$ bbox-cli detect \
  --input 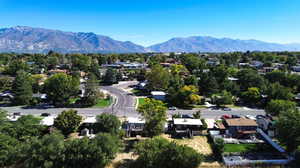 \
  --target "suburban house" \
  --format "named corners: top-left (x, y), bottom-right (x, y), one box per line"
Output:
top-left (150, 91), bottom-right (166, 101)
top-left (123, 117), bottom-right (145, 137)
top-left (256, 115), bottom-right (276, 137)
top-left (223, 118), bottom-right (258, 138)
top-left (292, 65), bottom-right (300, 72)
top-left (170, 118), bottom-right (203, 138)
top-left (250, 61), bottom-right (264, 69)
top-left (102, 62), bottom-right (147, 69)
